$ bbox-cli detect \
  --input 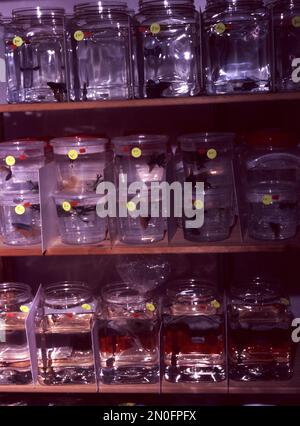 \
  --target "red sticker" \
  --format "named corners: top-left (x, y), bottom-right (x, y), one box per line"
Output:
top-left (70, 201), bottom-right (79, 208)
top-left (79, 148), bottom-right (86, 154)
top-left (272, 195), bottom-right (280, 201)
top-left (198, 148), bottom-right (206, 155)
top-left (122, 146), bottom-right (130, 153)
top-left (19, 154), bottom-right (27, 161)
top-left (23, 202), bottom-right (31, 208)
